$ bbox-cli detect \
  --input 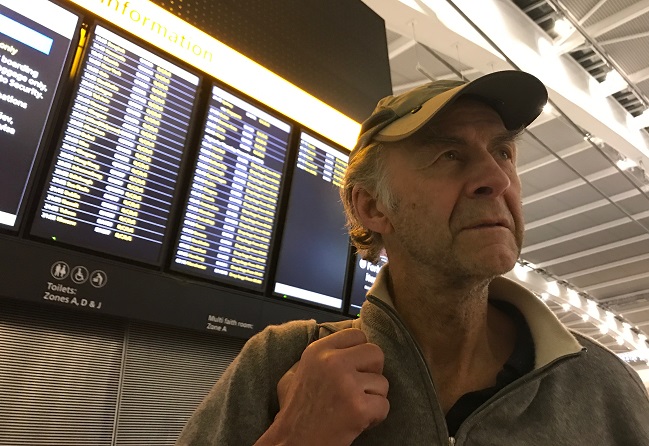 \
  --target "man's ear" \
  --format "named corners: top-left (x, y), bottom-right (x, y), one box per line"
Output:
top-left (351, 186), bottom-right (393, 235)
